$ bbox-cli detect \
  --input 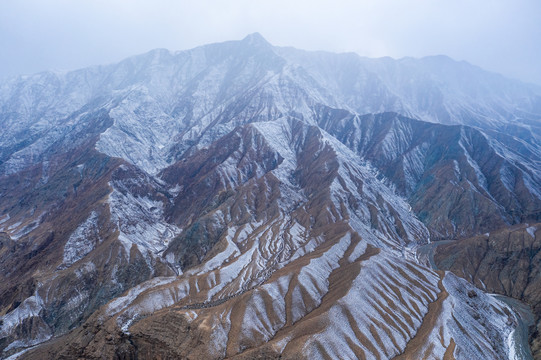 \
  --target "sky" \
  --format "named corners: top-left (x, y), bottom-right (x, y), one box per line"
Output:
top-left (1, 0), bottom-right (540, 85)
